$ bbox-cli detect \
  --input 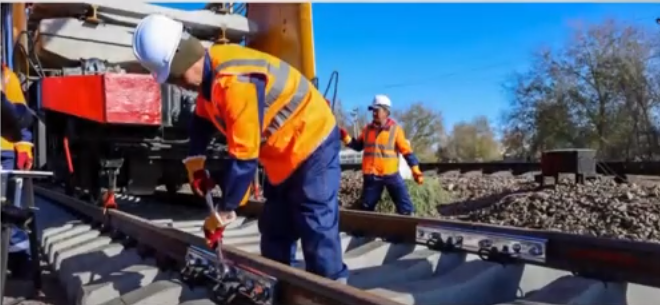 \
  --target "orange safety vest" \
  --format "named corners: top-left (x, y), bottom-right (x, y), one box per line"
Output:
top-left (361, 121), bottom-right (406, 176)
top-left (199, 44), bottom-right (337, 185)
